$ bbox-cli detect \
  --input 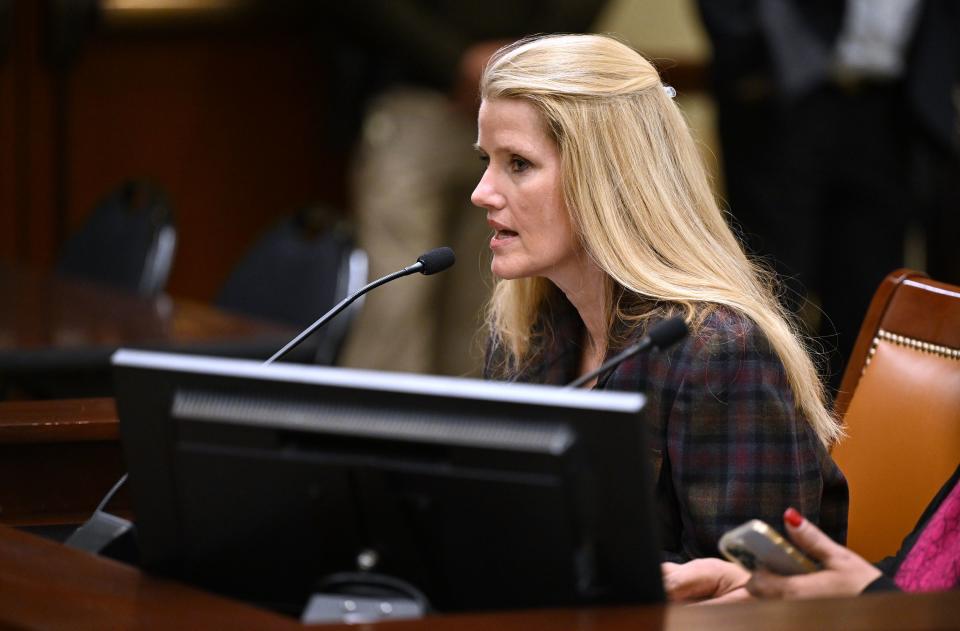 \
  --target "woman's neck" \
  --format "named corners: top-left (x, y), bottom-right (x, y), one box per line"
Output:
top-left (549, 258), bottom-right (609, 381)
